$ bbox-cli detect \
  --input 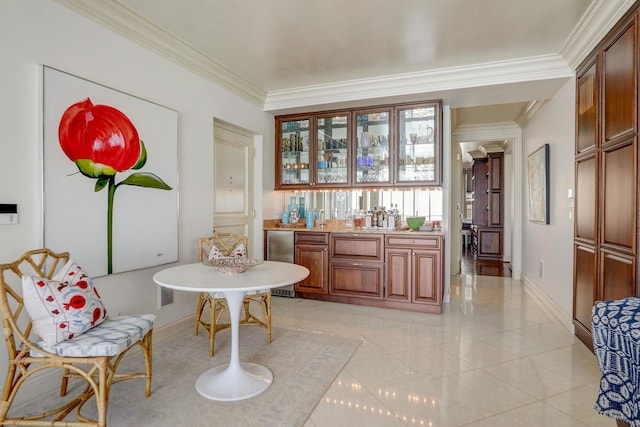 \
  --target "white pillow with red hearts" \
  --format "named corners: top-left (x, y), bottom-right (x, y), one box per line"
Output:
top-left (22, 259), bottom-right (107, 346)
top-left (208, 242), bottom-right (247, 260)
